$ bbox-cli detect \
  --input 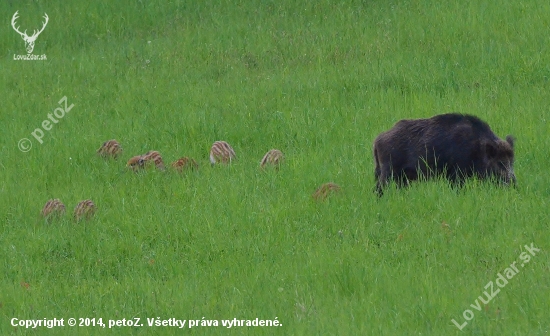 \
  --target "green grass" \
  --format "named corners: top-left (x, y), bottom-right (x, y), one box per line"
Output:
top-left (1, 0), bottom-right (549, 334)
